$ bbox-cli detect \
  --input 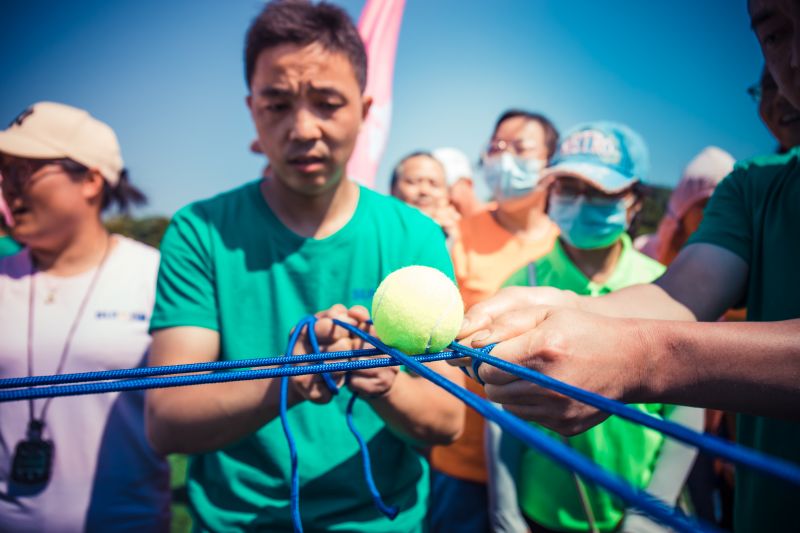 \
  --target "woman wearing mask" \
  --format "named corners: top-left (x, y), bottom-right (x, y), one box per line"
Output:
top-left (0, 102), bottom-right (170, 531)
top-left (428, 110), bottom-right (560, 533)
top-left (487, 122), bottom-right (703, 533)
